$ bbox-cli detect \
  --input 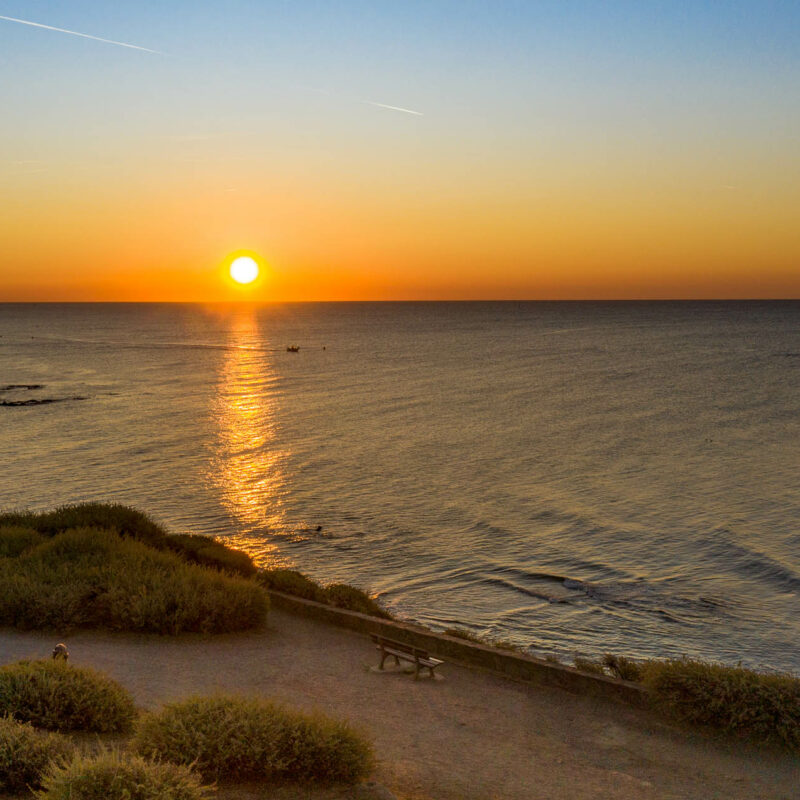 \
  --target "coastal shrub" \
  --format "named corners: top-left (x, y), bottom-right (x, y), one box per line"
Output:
top-left (258, 569), bottom-right (328, 602)
top-left (259, 569), bottom-right (392, 618)
top-left (603, 654), bottom-right (644, 682)
top-left (573, 656), bottom-right (606, 676)
top-left (0, 504), bottom-right (166, 547)
top-left (642, 658), bottom-right (800, 750)
top-left (0, 527), bottom-right (268, 634)
top-left (0, 526), bottom-right (44, 558)
top-left (0, 504), bottom-right (256, 577)
top-left (37, 750), bottom-right (210, 800)
top-left (166, 533), bottom-right (257, 577)
top-left (134, 695), bottom-right (373, 784)
top-left (0, 660), bottom-right (136, 733)
top-left (0, 716), bottom-right (73, 793)
top-left (325, 583), bottom-right (391, 619)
